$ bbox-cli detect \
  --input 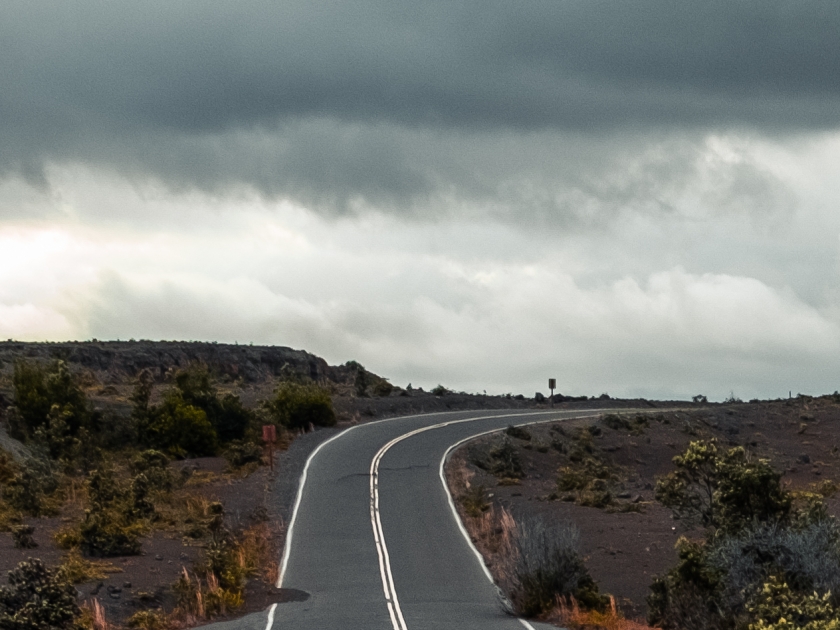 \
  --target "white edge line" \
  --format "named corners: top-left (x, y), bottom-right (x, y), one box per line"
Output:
top-left (369, 412), bottom-right (563, 630)
top-left (438, 412), bottom-right (605, 623)
top-left (275, 410), bottom-right (459, 589)
top-left (275, 408), bottom-right (488, 589)
top-left (277, 425), bottom-right (360, 587)
top-left (274, 406), bottom-right (657, 628)
top-left (370, 410), bottom-right (599, 630)
top-left (264, 603), bottom-right (277, 630)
